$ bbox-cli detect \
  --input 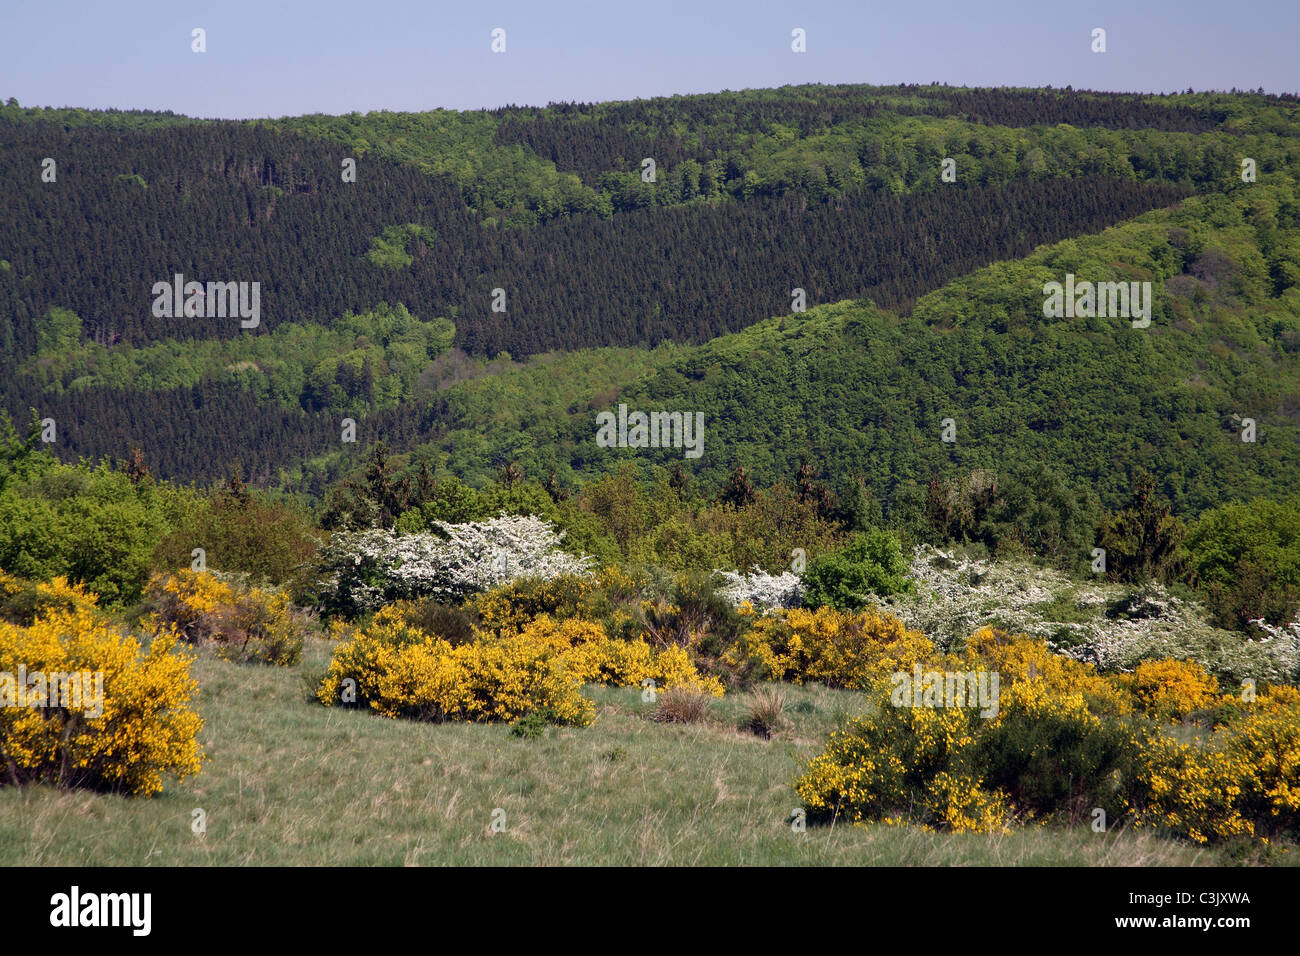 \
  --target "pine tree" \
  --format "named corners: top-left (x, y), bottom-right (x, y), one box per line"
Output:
top-left (719, 463), bottom-right (756, 510)
top-left (1096, 471), bottom-right (1186, 584)
top-left (123, 447), bottom-right (151, 485)
top-left (544, 471), bottom-right (570, 502)
top-left (221, 463), bottom-right (251, 508)
top-left (669, 462), bottom-right (691, 498)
